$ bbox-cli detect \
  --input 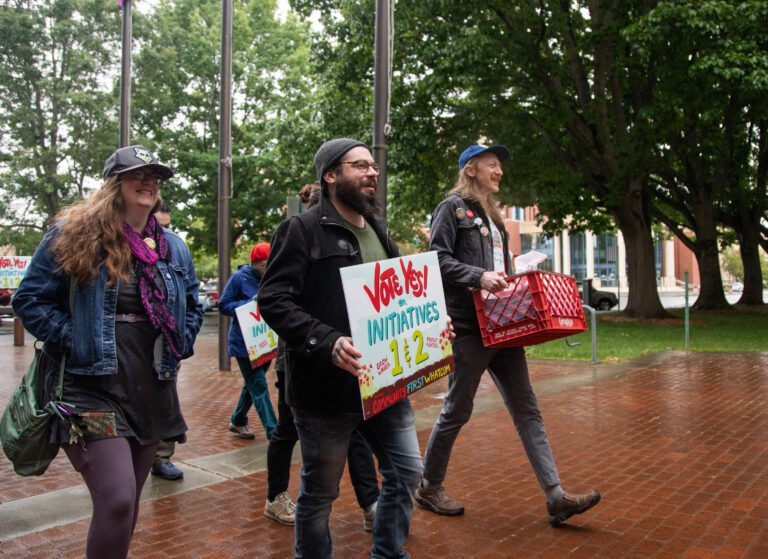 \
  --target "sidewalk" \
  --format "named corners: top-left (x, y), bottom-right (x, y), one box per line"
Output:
top-left (1, 317), bottom-right (767, 558)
